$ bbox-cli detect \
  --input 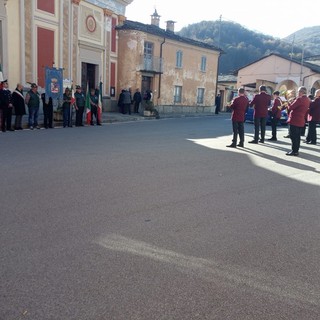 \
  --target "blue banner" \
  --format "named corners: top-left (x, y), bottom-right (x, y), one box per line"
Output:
top-left (45, 67), bottom-right (63, 100)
